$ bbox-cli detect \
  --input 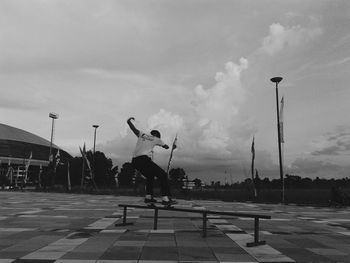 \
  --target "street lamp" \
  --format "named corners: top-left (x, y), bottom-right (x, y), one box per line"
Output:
top-left (92, 125), bottom-right (99, 173)
top-left (49, 112), bottom-right (59, 162)
top-left (270, 77), bottom-right (284, 204)
top-left (92, 125), bottom-right (99, 156)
